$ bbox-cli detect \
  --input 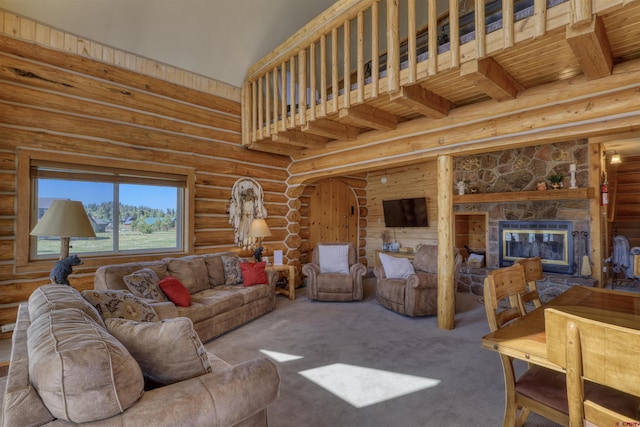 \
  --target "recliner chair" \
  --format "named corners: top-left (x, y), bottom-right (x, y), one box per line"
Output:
top-left (374, 245), bottom-right (462, 316)
top-left (302, 242), bottom-right (366, 301)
